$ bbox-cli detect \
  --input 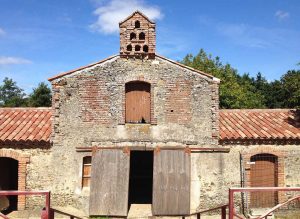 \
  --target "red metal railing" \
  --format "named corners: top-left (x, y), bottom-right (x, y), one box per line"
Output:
top-left (182, 204), bottom-right (228, 219)
top-left (0, 190), bottom-right (50, 219)
top-left (229, 187), bottom-right (300, 219)
top-left (0, 191), bottom-right (85, 219)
